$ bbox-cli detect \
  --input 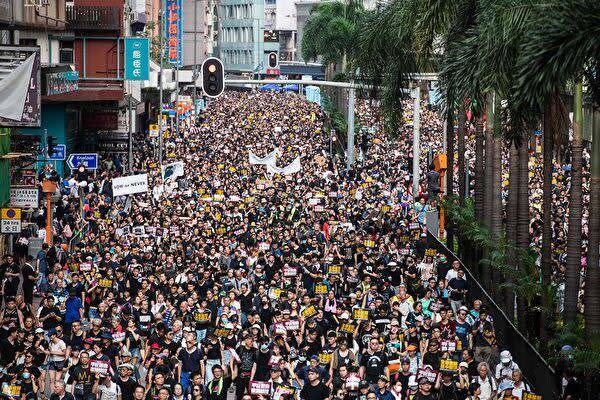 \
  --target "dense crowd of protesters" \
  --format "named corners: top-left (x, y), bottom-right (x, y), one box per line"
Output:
top-left (0, 91), bottom-right (578, 400)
